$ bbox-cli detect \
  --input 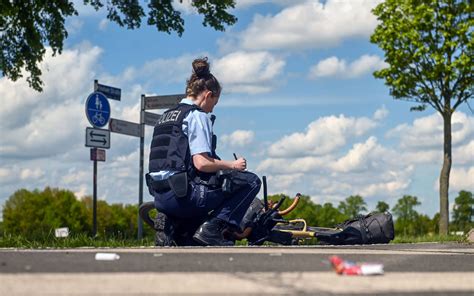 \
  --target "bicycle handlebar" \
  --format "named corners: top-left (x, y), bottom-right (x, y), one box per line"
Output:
top-left (277, 193), bottom-right (301, 216)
